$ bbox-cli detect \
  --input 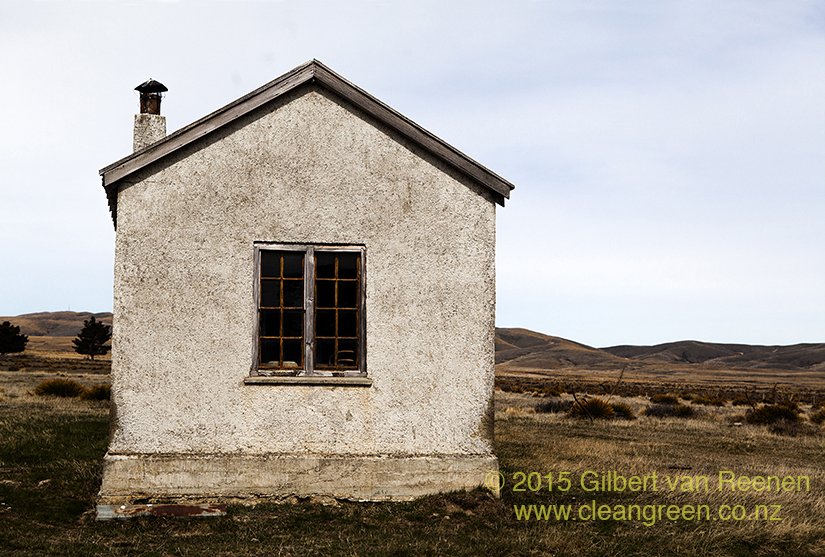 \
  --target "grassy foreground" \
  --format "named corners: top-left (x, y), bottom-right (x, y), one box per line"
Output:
top-left (1, 392), bottom-right (824, 556)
